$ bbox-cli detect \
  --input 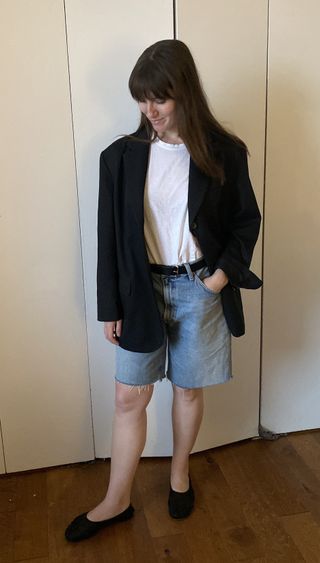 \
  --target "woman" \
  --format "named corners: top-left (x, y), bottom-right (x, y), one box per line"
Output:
top-left (65, 39), bottom-right (262, 542)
